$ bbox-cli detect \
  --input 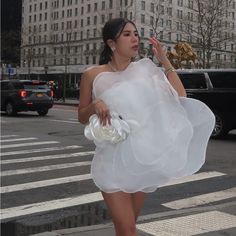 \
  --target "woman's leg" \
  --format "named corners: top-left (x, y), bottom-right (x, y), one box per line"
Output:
top-left (102, 191), bottom-right (138, 236)
top-left (131, 192), bottom-right (147, 221)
